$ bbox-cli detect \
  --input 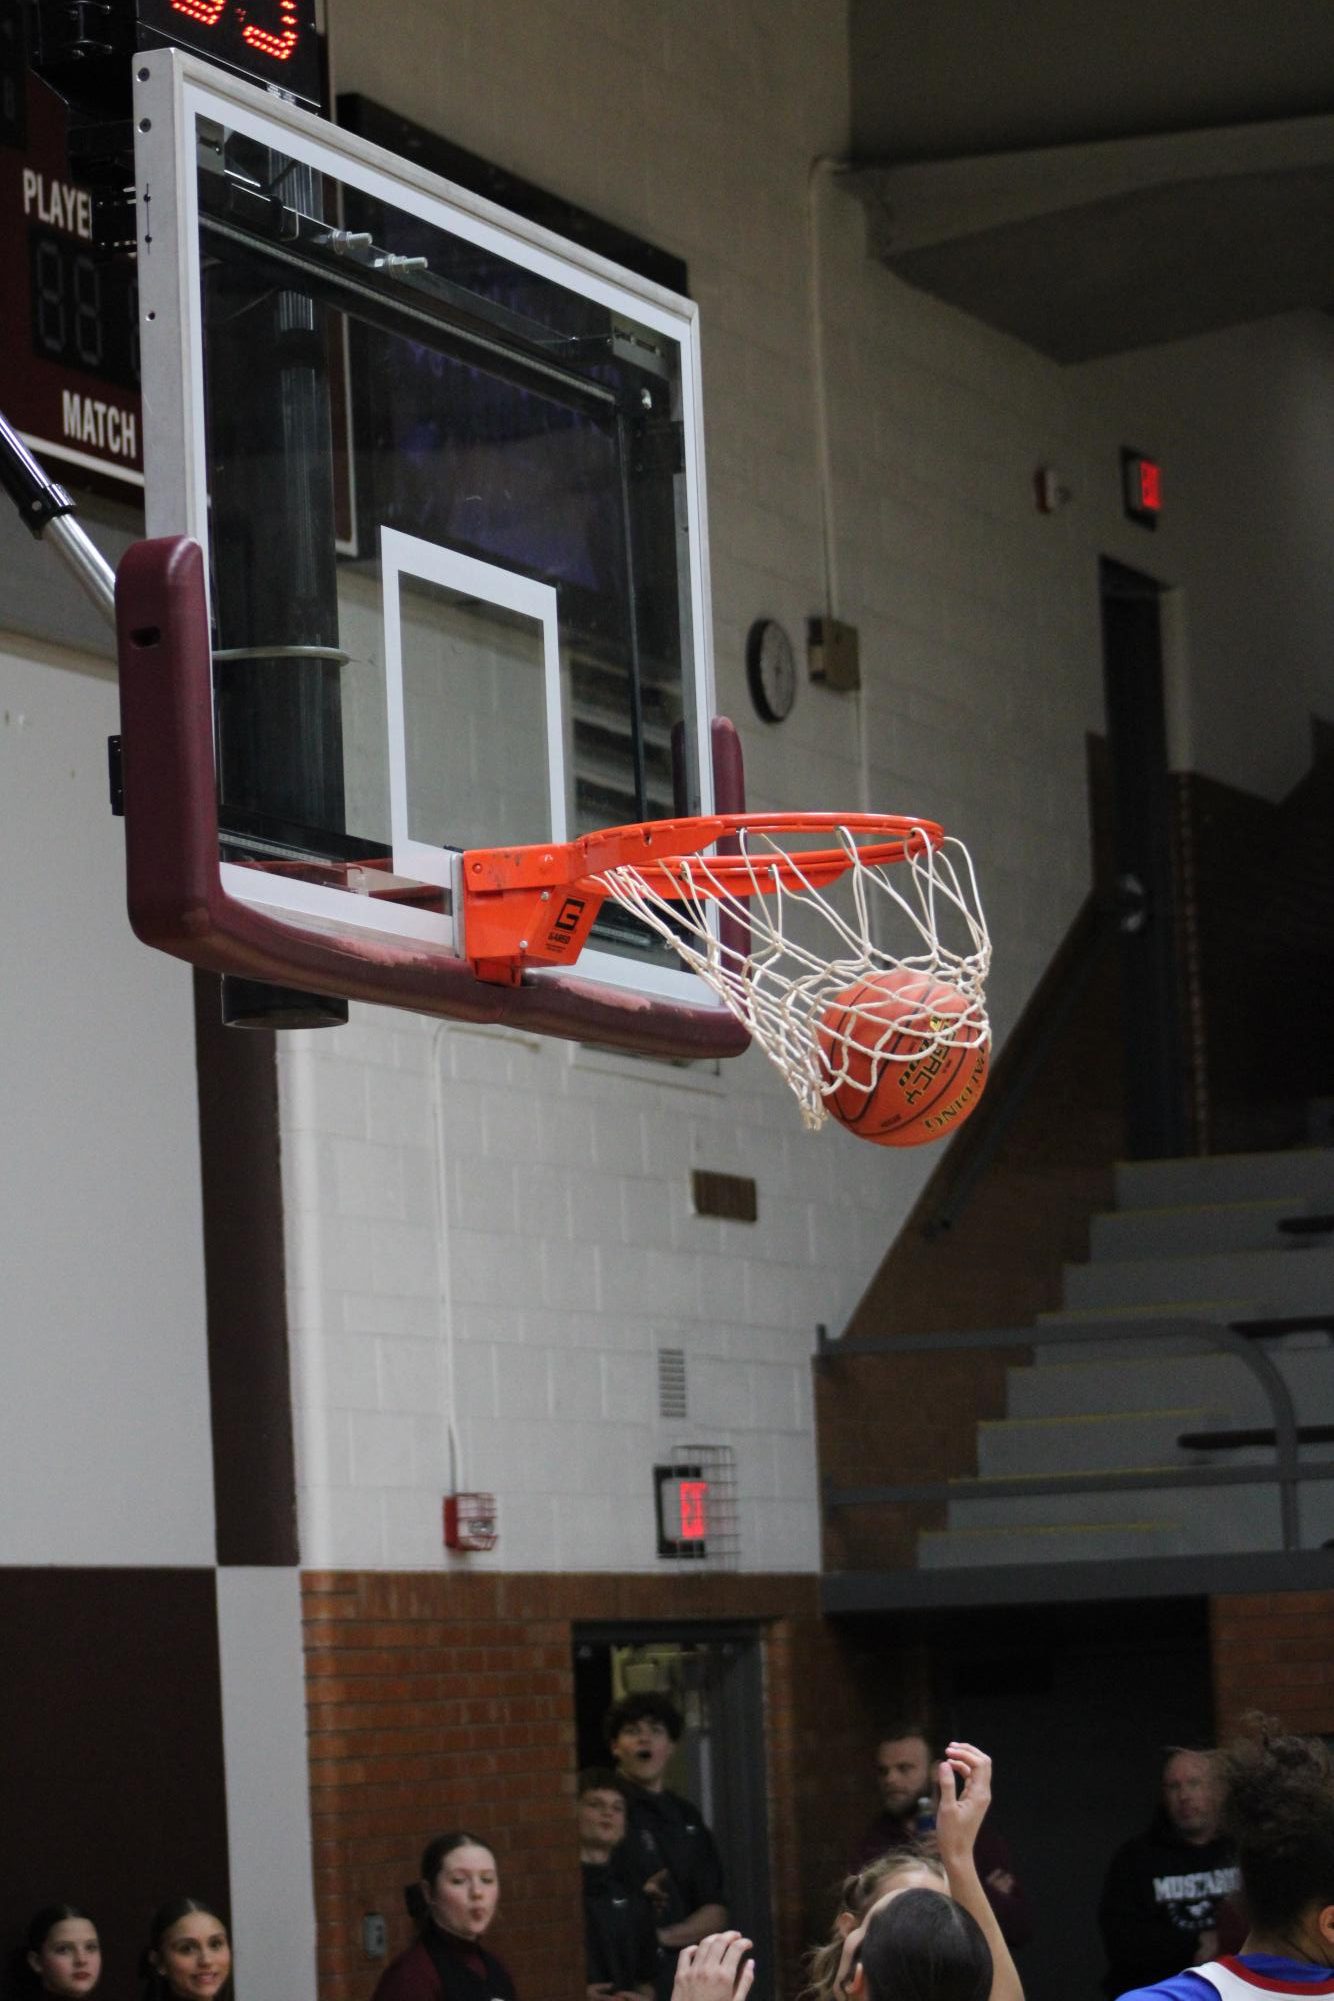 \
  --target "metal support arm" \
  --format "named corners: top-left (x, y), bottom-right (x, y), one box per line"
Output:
top-left (0, 409), bottom-right (117, 625)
